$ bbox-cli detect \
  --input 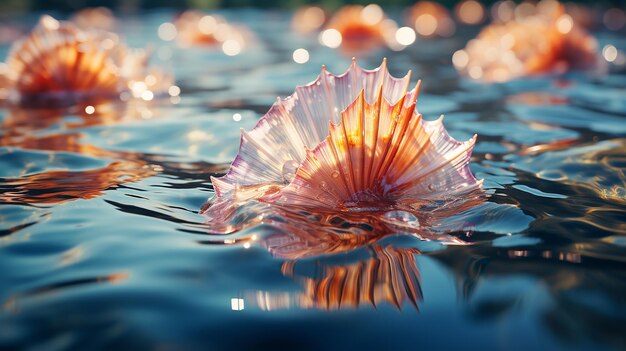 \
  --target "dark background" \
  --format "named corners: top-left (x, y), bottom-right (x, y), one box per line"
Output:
top-left (1, 0), bottom-right (625, 14)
